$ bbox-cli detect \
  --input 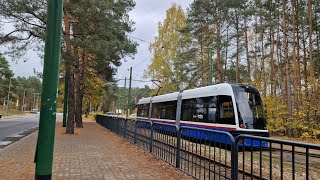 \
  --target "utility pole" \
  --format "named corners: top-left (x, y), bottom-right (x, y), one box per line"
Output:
top-left (34, 0), bottom-right (63, 179)
top-left (6, 77), bottom-right (12, 116)
top-left (62, 73), bottom-right (68, 127)
top-left (123, 77), bottom-right (126, 118)
top-left (126, 67), bottom-right (132, 118)
top-left (209, 48), bottom-right (213, 85)
top-left (117, 96), bottom-right (120, 118)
